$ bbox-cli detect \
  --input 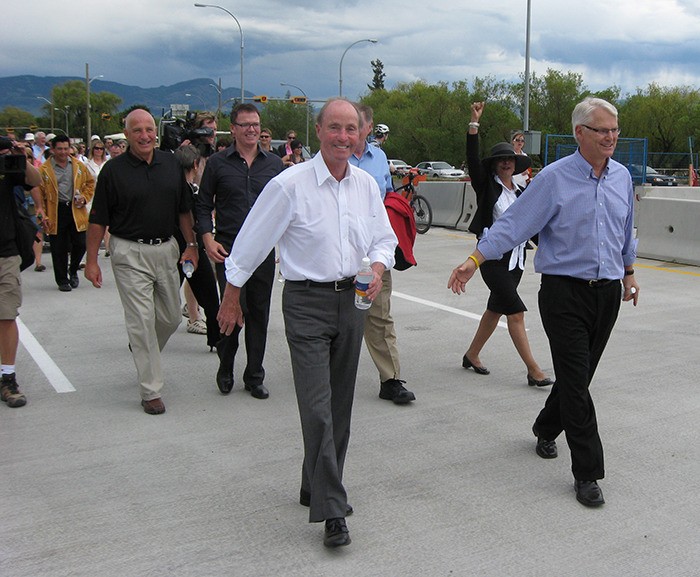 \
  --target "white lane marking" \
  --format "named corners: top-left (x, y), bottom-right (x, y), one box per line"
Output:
top-left (17, 318), bottom-right (76, 393)
top-left (392, 291), bottom-right (509, 329)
